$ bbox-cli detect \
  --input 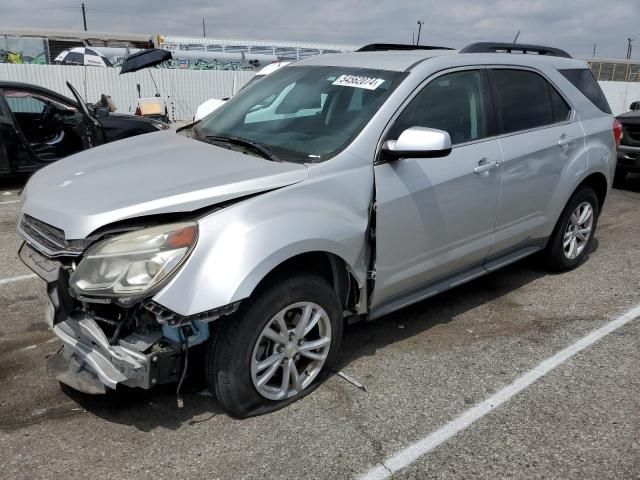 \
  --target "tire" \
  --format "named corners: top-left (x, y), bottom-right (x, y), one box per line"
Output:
top-left (206, 275), bottom-right (343, 418)
top-left (543, 186), bottom-right (599, 272)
